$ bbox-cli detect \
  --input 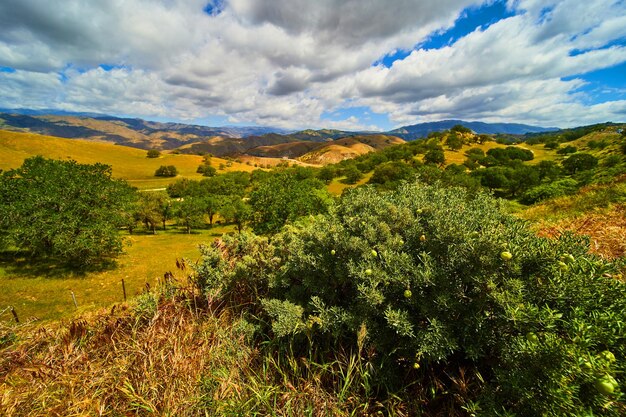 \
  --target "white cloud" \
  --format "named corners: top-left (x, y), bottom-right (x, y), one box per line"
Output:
top-left (348, 0), bottom-right (626, 127)
top-left (0, 0), bottom-right (624, 129)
